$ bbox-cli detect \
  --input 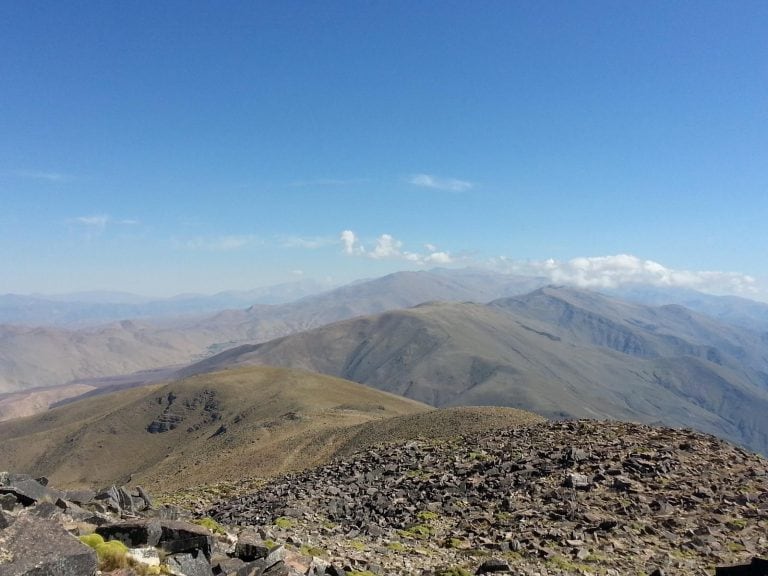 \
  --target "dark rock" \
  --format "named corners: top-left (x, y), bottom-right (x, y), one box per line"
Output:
top-left (263, 561), bottom-right (290, 576)
top-left (158, 519), bottom-right (214, 559)
top-left (0, 514), bottom-right (98, 576)
top-left (94, 486), bottom-right (122, 512)
top-left (165, 549), bottom-right (213, 576)
top-left (96, 518), bottom-right (162, 547)
top-left (212, 556), bottom-right (245, 575)
top-left (235, 558), bottom-right (268, 576)
top-left (117, 486), bottom-right (134, 512)
top-left (64, 489), bottom-right (95, 505)
top-left (0, 509), bottom-right (9, 530)
top-left (136, 486), bottom-right (152, 510)
top-left (235, 530), bottom-right (270, 561)
top-left (716, 558), bottom-right (768, 575)
top-left (475, 558), bottom-right (510, 573)
top-left (0, 478), bottom-right (62, 506)
top-left (27, 501), bottom-right (59, 519)
top-left (0, 493), bottom-right (16, 511)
